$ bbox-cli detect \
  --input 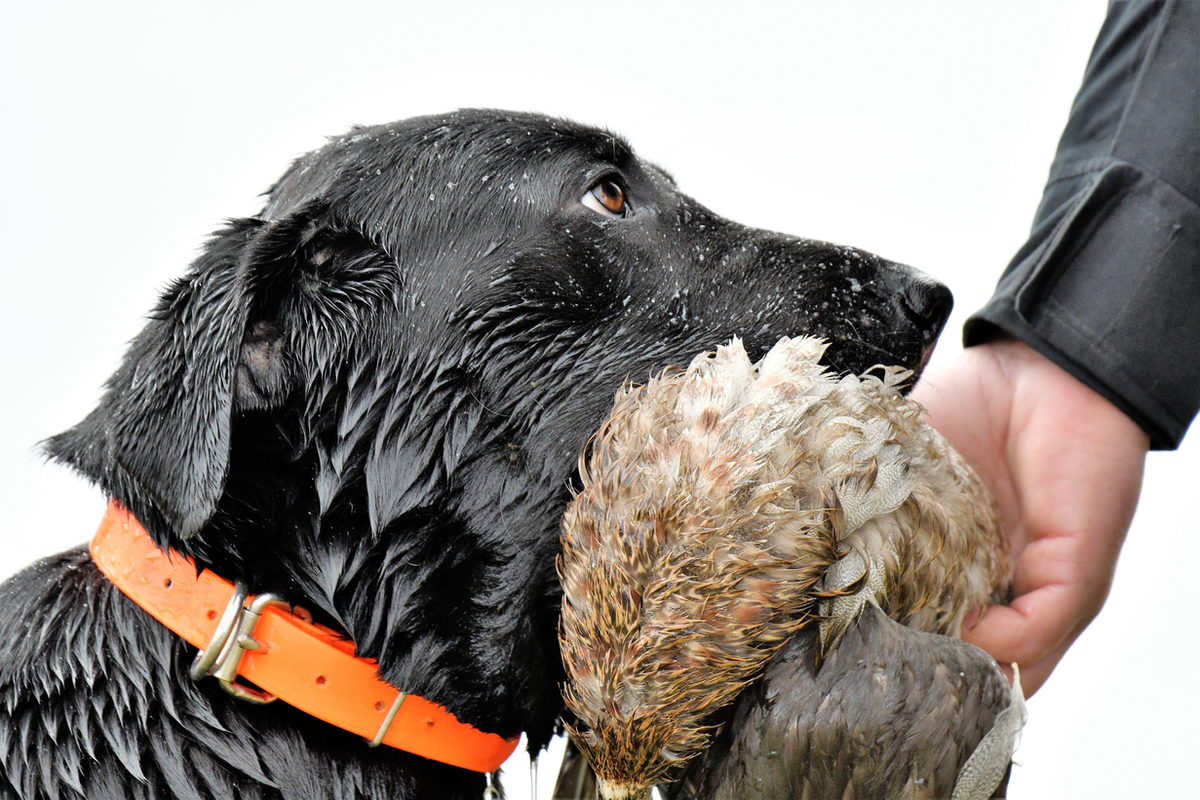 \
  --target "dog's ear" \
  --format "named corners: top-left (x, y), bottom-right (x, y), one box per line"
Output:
top-left (44, 217), bottom-right (271, 539)
top-left (44, 207), bottom-right (396, 541)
